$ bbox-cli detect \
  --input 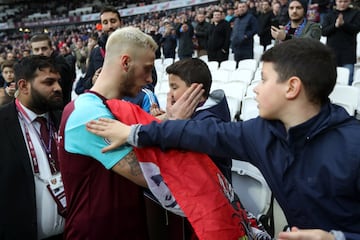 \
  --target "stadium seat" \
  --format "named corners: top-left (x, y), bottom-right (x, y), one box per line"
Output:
top-left (237, 59), bottom-right (258, 72)
top-left (206, 61), bottom-right (219, 72)
top-left (229, 69), bottom-right (254, 85)
top-left (219, 60), bottom-right (237, 71)
top-left (329, 85), bottom-right (359, 116)
top-left (212, 69), bottom-right (231, 82)
top-left (240, 96), bottom-right (259, 121)
top-left (231, 160), bottom-right (271, 218)
top-left (336, 67), bottom-right (350, 85)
